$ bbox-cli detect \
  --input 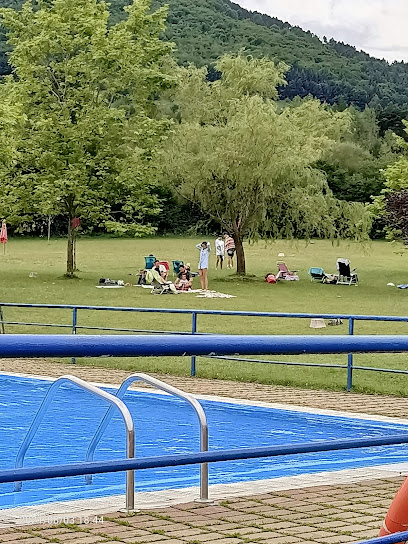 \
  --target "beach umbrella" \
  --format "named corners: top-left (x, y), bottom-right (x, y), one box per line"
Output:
top-left (0, 220), bottom-right (7, 255)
